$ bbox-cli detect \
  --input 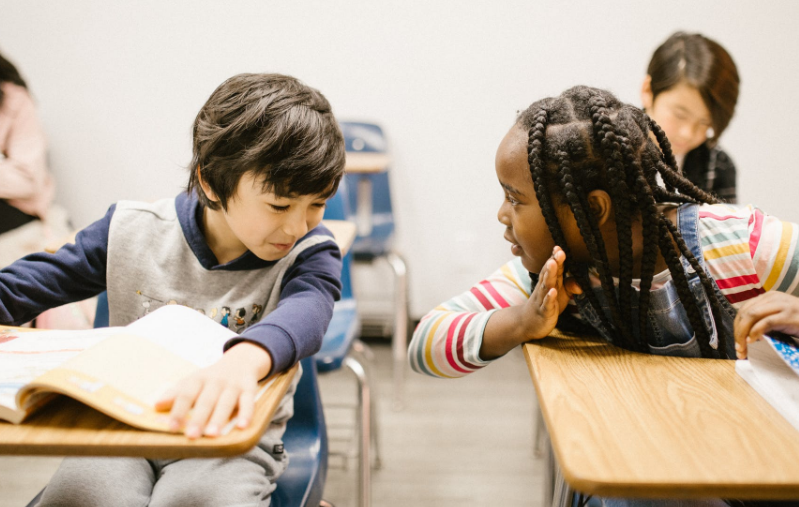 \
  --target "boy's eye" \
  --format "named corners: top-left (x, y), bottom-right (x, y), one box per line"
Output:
top-left (312, 202), bottom-right (327, 209)
top-left (269, 204), bottom-right (290, 213)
